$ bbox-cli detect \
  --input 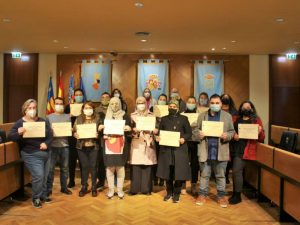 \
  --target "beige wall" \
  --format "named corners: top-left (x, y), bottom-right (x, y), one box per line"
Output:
top-left (0, 54), bottom-right (3, 123)
top-left (249, 55), bottom-right (269, 144)
top-left (38, 54), bottom-right (57, 118)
